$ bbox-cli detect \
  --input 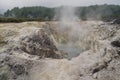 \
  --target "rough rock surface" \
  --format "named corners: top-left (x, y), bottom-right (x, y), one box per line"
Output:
top-left (111, 19), bottom-right (120, 24)
top-left (1, 28), bottom-right (68, 59)
top-left (0, 21), bottom-right (120, 80)
top-left (15, 29), bottom-right (66, 59)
